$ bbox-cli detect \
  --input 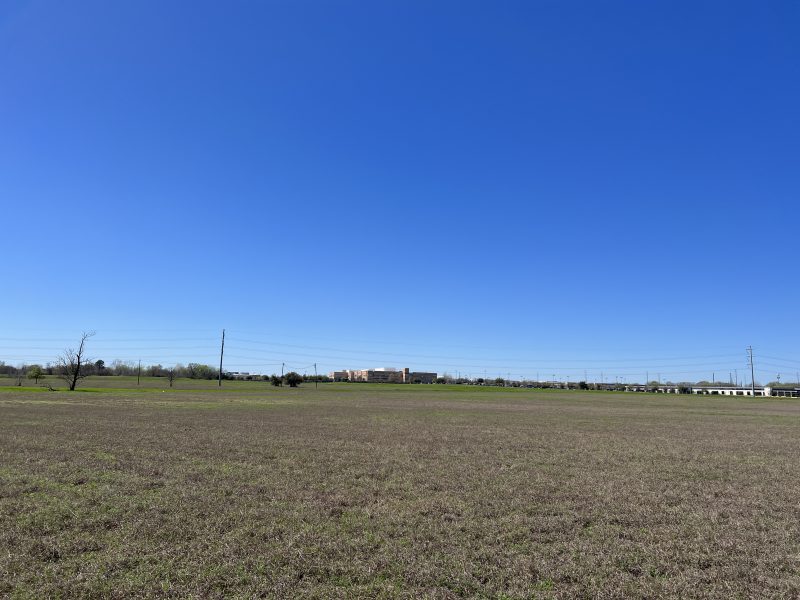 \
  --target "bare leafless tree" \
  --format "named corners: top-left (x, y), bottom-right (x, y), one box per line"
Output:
top-left (15, 365), bottom-right (26, 386)
top-left (56, 332), bottom-right (95, 391)
top-left (166, 367), bottom-right (176, 388)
